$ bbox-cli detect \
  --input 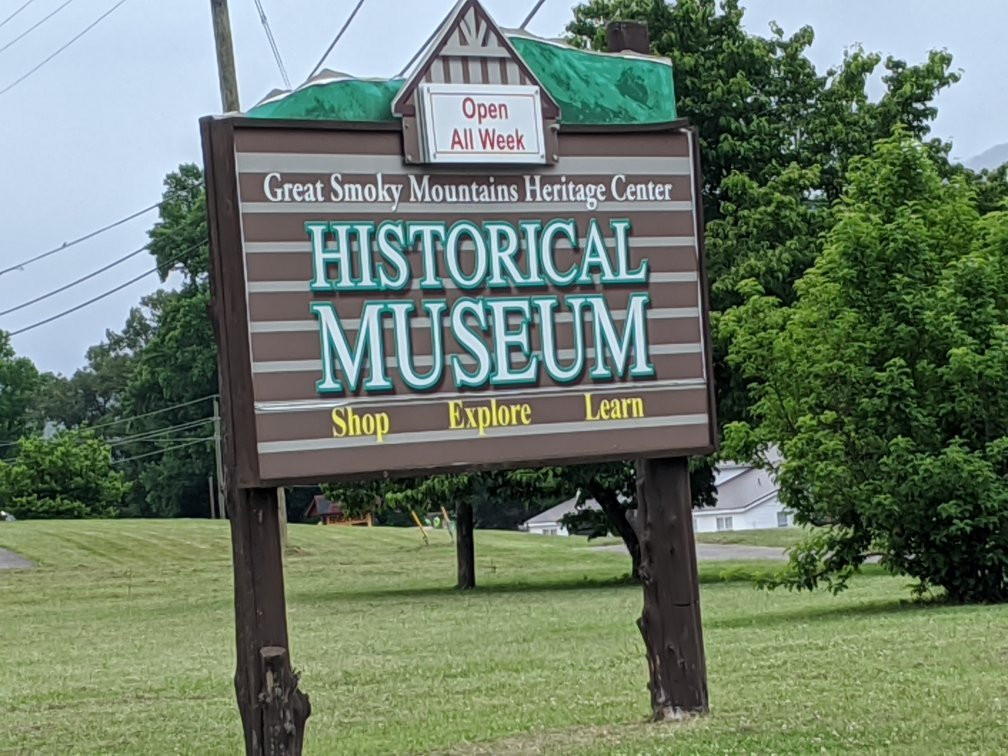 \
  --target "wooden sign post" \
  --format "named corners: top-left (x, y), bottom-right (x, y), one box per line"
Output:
top-left (202, 2), bottom-right (714, 750)
top-left (607, 21), bottom-right (710, 719)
